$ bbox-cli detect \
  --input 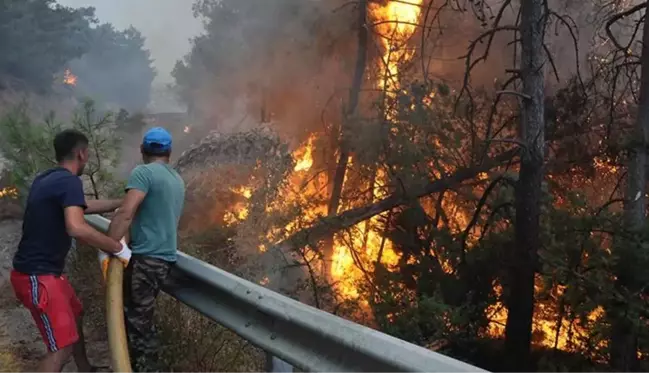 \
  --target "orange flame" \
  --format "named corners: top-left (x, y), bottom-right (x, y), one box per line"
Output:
top-left (63, 69), bottom-right (77, 86)
top-left (294, 134), bottom-right (315, 172)
top-left (223, 186), bottom-right (252, 226)
top-left (370, 0), bottom-right (423, 93)
top-left (486, 281), bottom-right (606, 352)
top-left (328, 1), bottom-right (423, 300)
